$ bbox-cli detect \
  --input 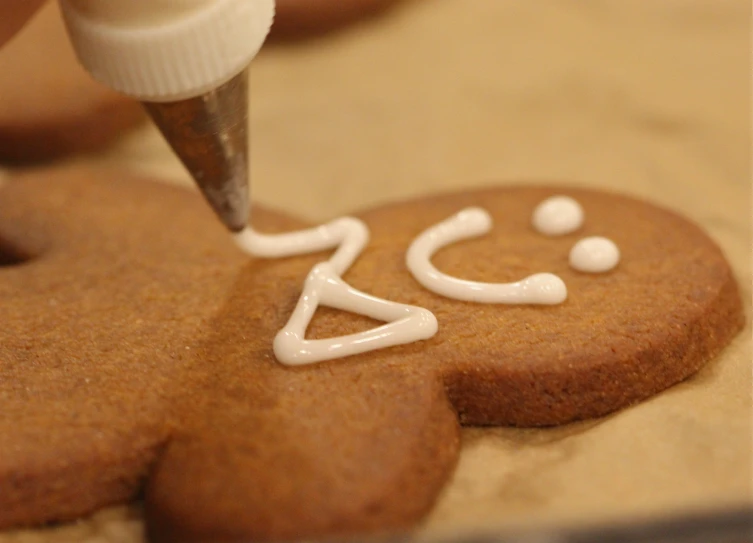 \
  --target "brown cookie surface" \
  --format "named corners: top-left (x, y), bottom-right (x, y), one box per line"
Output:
top-left (0, 3), bottom-right (144, 163)
top-left (0, 168), bottom-right (742, 542)
top-left (271, 0), bottom-right (404, 39)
